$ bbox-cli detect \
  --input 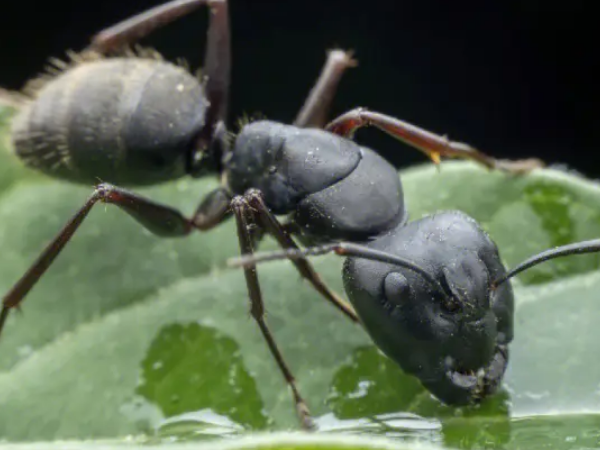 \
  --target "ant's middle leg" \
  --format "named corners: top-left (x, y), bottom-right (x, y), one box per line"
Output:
top-left (0, 184), bottom-right (231, 341)
top-left (293, 50), bottom-right (358, 129)
top-left (326, 108), bottom-right (545, 174)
